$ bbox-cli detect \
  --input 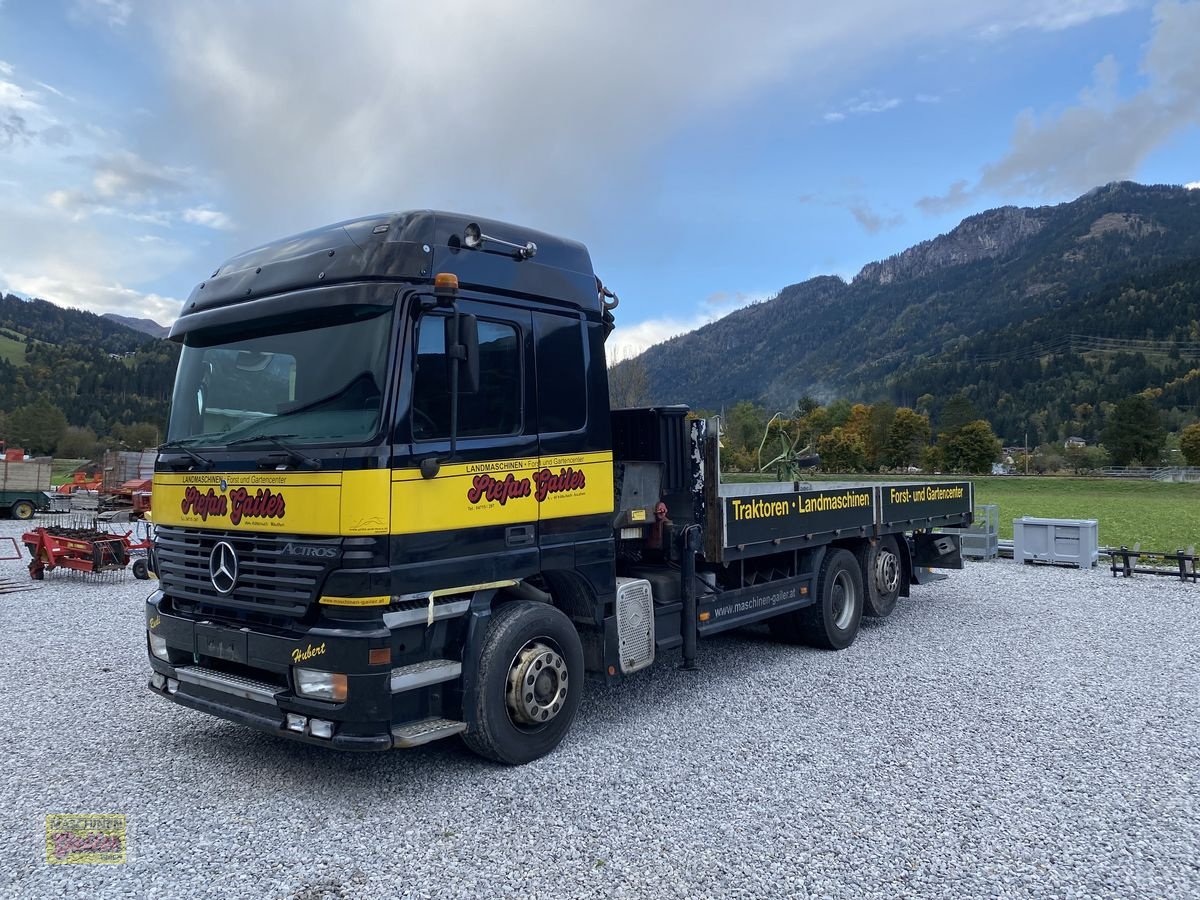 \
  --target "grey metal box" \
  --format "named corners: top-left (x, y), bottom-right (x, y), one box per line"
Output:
top-left (962, 504), bottom-right (999, 560)
top-left (1013, 517), bottom-right (1099, 568)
